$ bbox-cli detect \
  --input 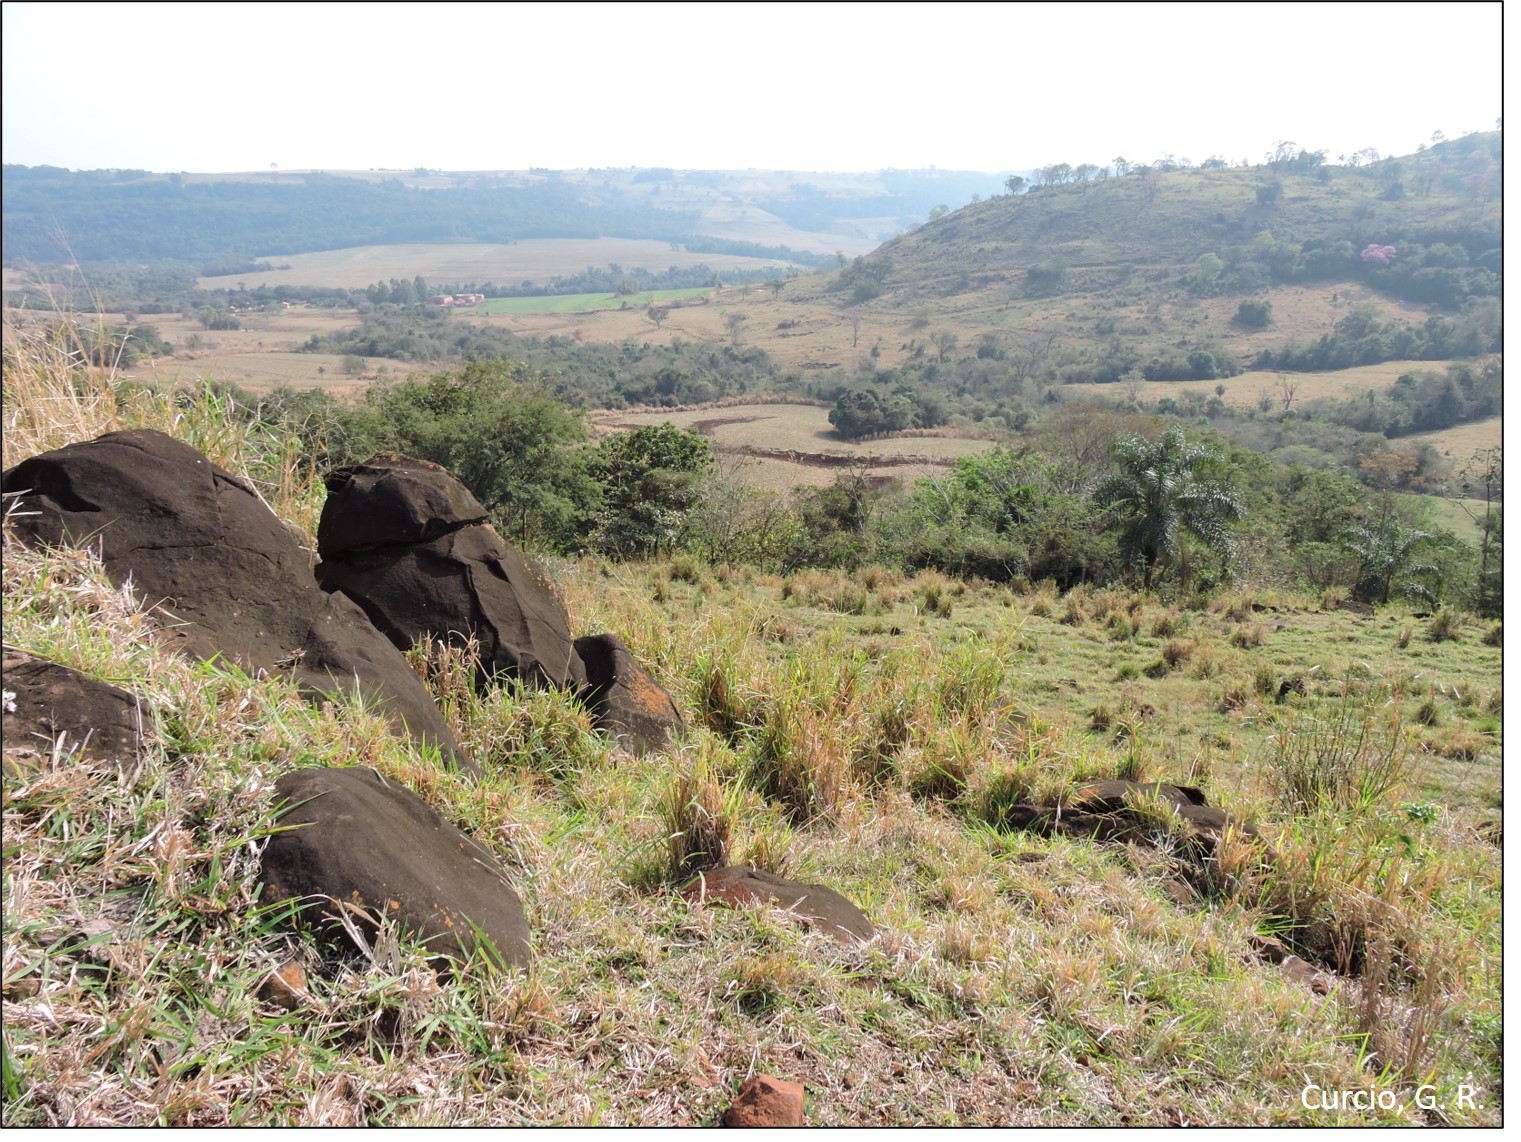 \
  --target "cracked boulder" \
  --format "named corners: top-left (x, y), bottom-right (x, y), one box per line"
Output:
top-left (259, 766), bottom-right (530, 970)
top-left (316, 455), bottom-right (584, 691)
top-left (2, 430), bottom-right (472, 775)
top-left (681, 866), bottom-right (876, 945)
top-left (3, 653), bottom-right (150, 778)
top-left (574, 633), bottom-right (684, 754)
